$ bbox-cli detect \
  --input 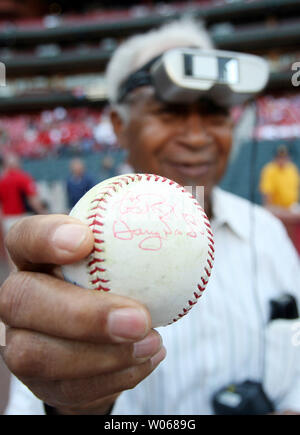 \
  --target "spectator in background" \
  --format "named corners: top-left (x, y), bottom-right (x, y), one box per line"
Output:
top-left (260, 145), bottom-right (300, 255)
top-left (260, 145), bottom-right (300, 211)
top-left (100, 154), bottom-right (116, 181)
top-left (66, 158), bottom-right (96, 210)
top-left (0, 154), bottom-right (46, 235)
